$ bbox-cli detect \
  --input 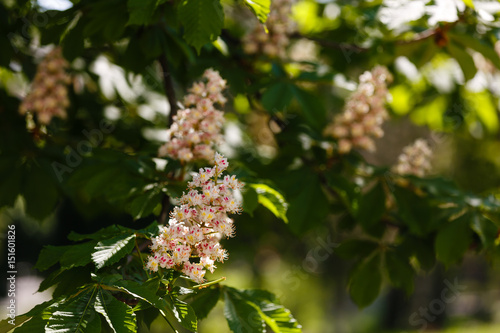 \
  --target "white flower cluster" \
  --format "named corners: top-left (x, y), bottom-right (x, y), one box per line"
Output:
top-left (393, 139), bottom-right (433, 177)
top-left (324, 66), bottom-right (393, 154)
top-left (242, 0), bottom-right (295, 59)
top-left (146, 153), bottom-right (244, 283)
top-left (19, 47), bottom-right (70, 124)
top-left (158, 69), bottom-right (227, 163)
